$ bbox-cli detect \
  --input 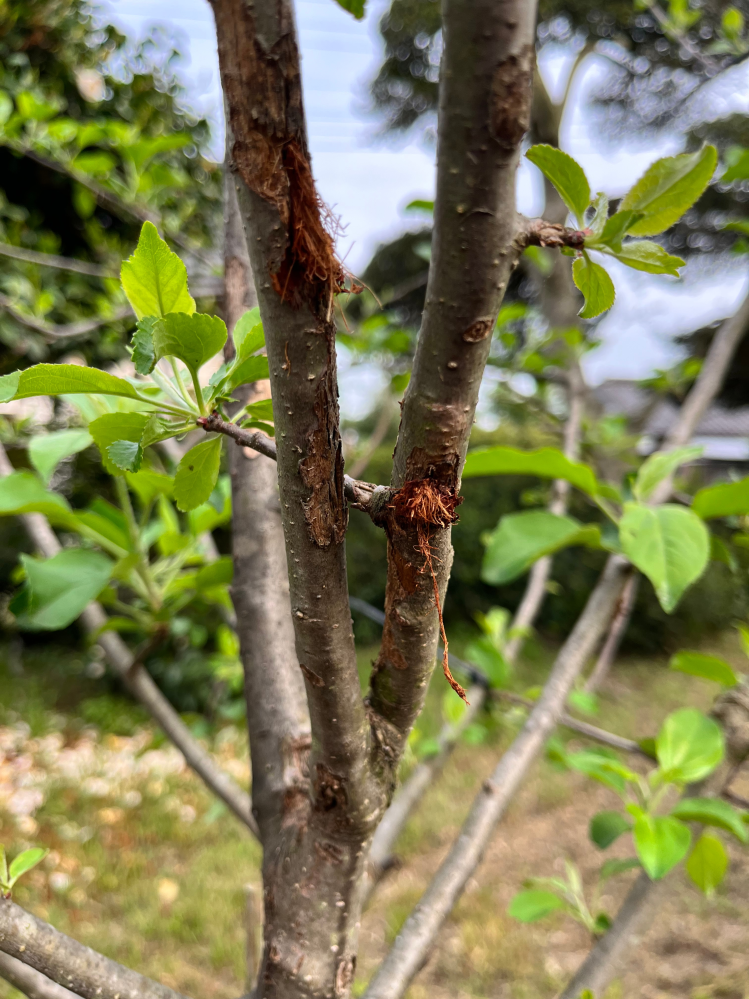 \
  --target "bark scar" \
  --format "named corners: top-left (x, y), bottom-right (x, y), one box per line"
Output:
top-left (489, 45), bottom-right (535, 151)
